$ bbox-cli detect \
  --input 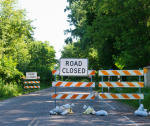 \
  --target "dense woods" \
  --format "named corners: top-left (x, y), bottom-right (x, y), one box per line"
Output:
top-left (62, 0), bottom-right (150, 71)
top-left (0, 0), bottom-right (56, 98)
